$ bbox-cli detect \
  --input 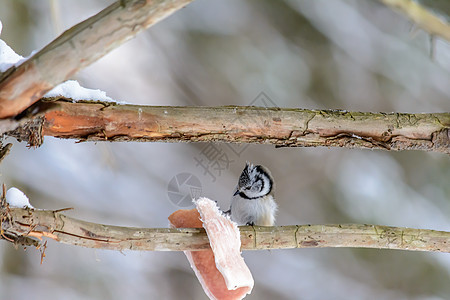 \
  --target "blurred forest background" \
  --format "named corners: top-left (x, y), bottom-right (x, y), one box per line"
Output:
top-left (0, 0), bottom-right (449, 299)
